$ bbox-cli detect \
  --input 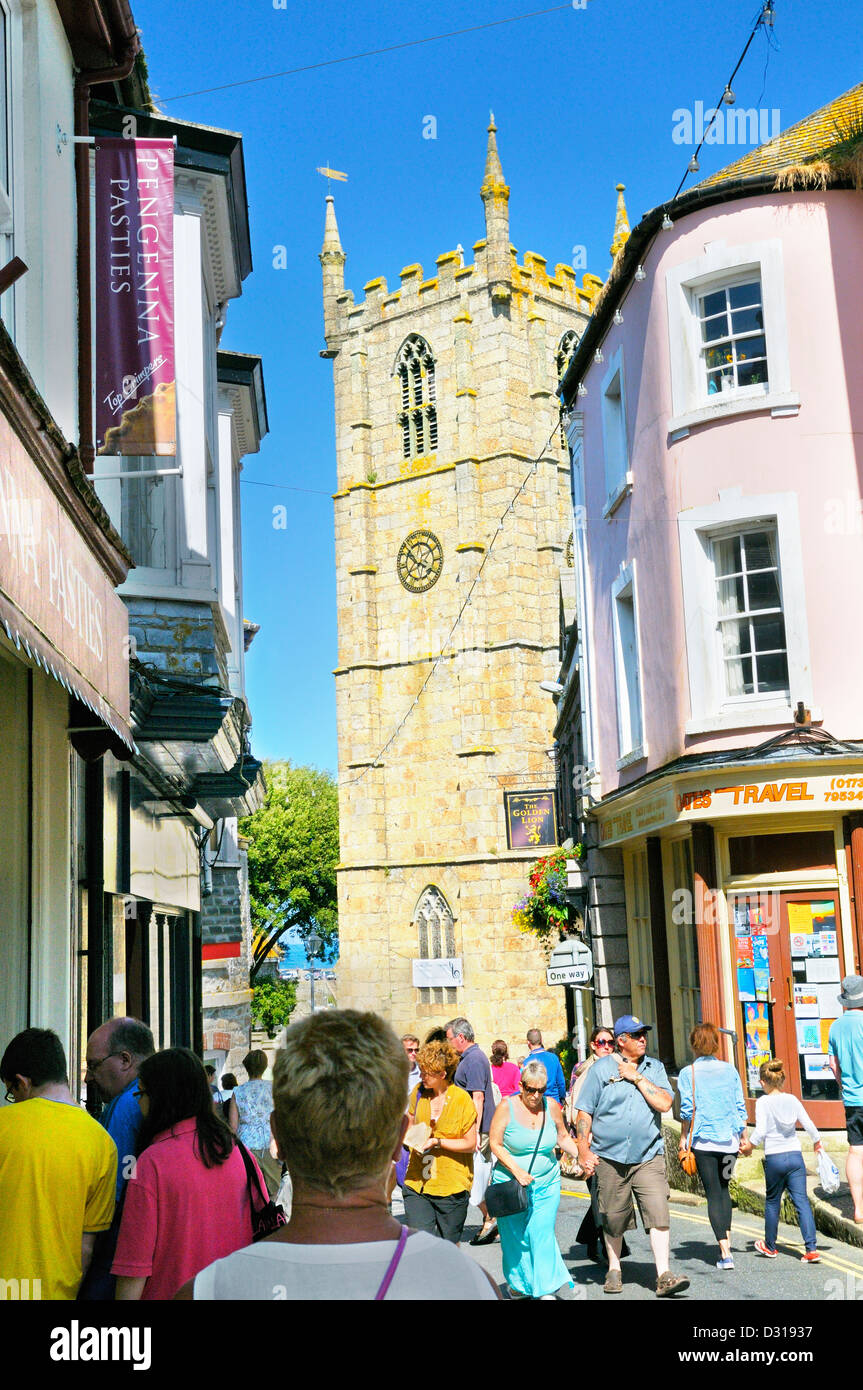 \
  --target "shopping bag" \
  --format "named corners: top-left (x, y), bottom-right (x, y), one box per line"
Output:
top-left (817, 1146), bottom-right (841, 1195)
top-left (470, 1150), bottom-right (492, 1207)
